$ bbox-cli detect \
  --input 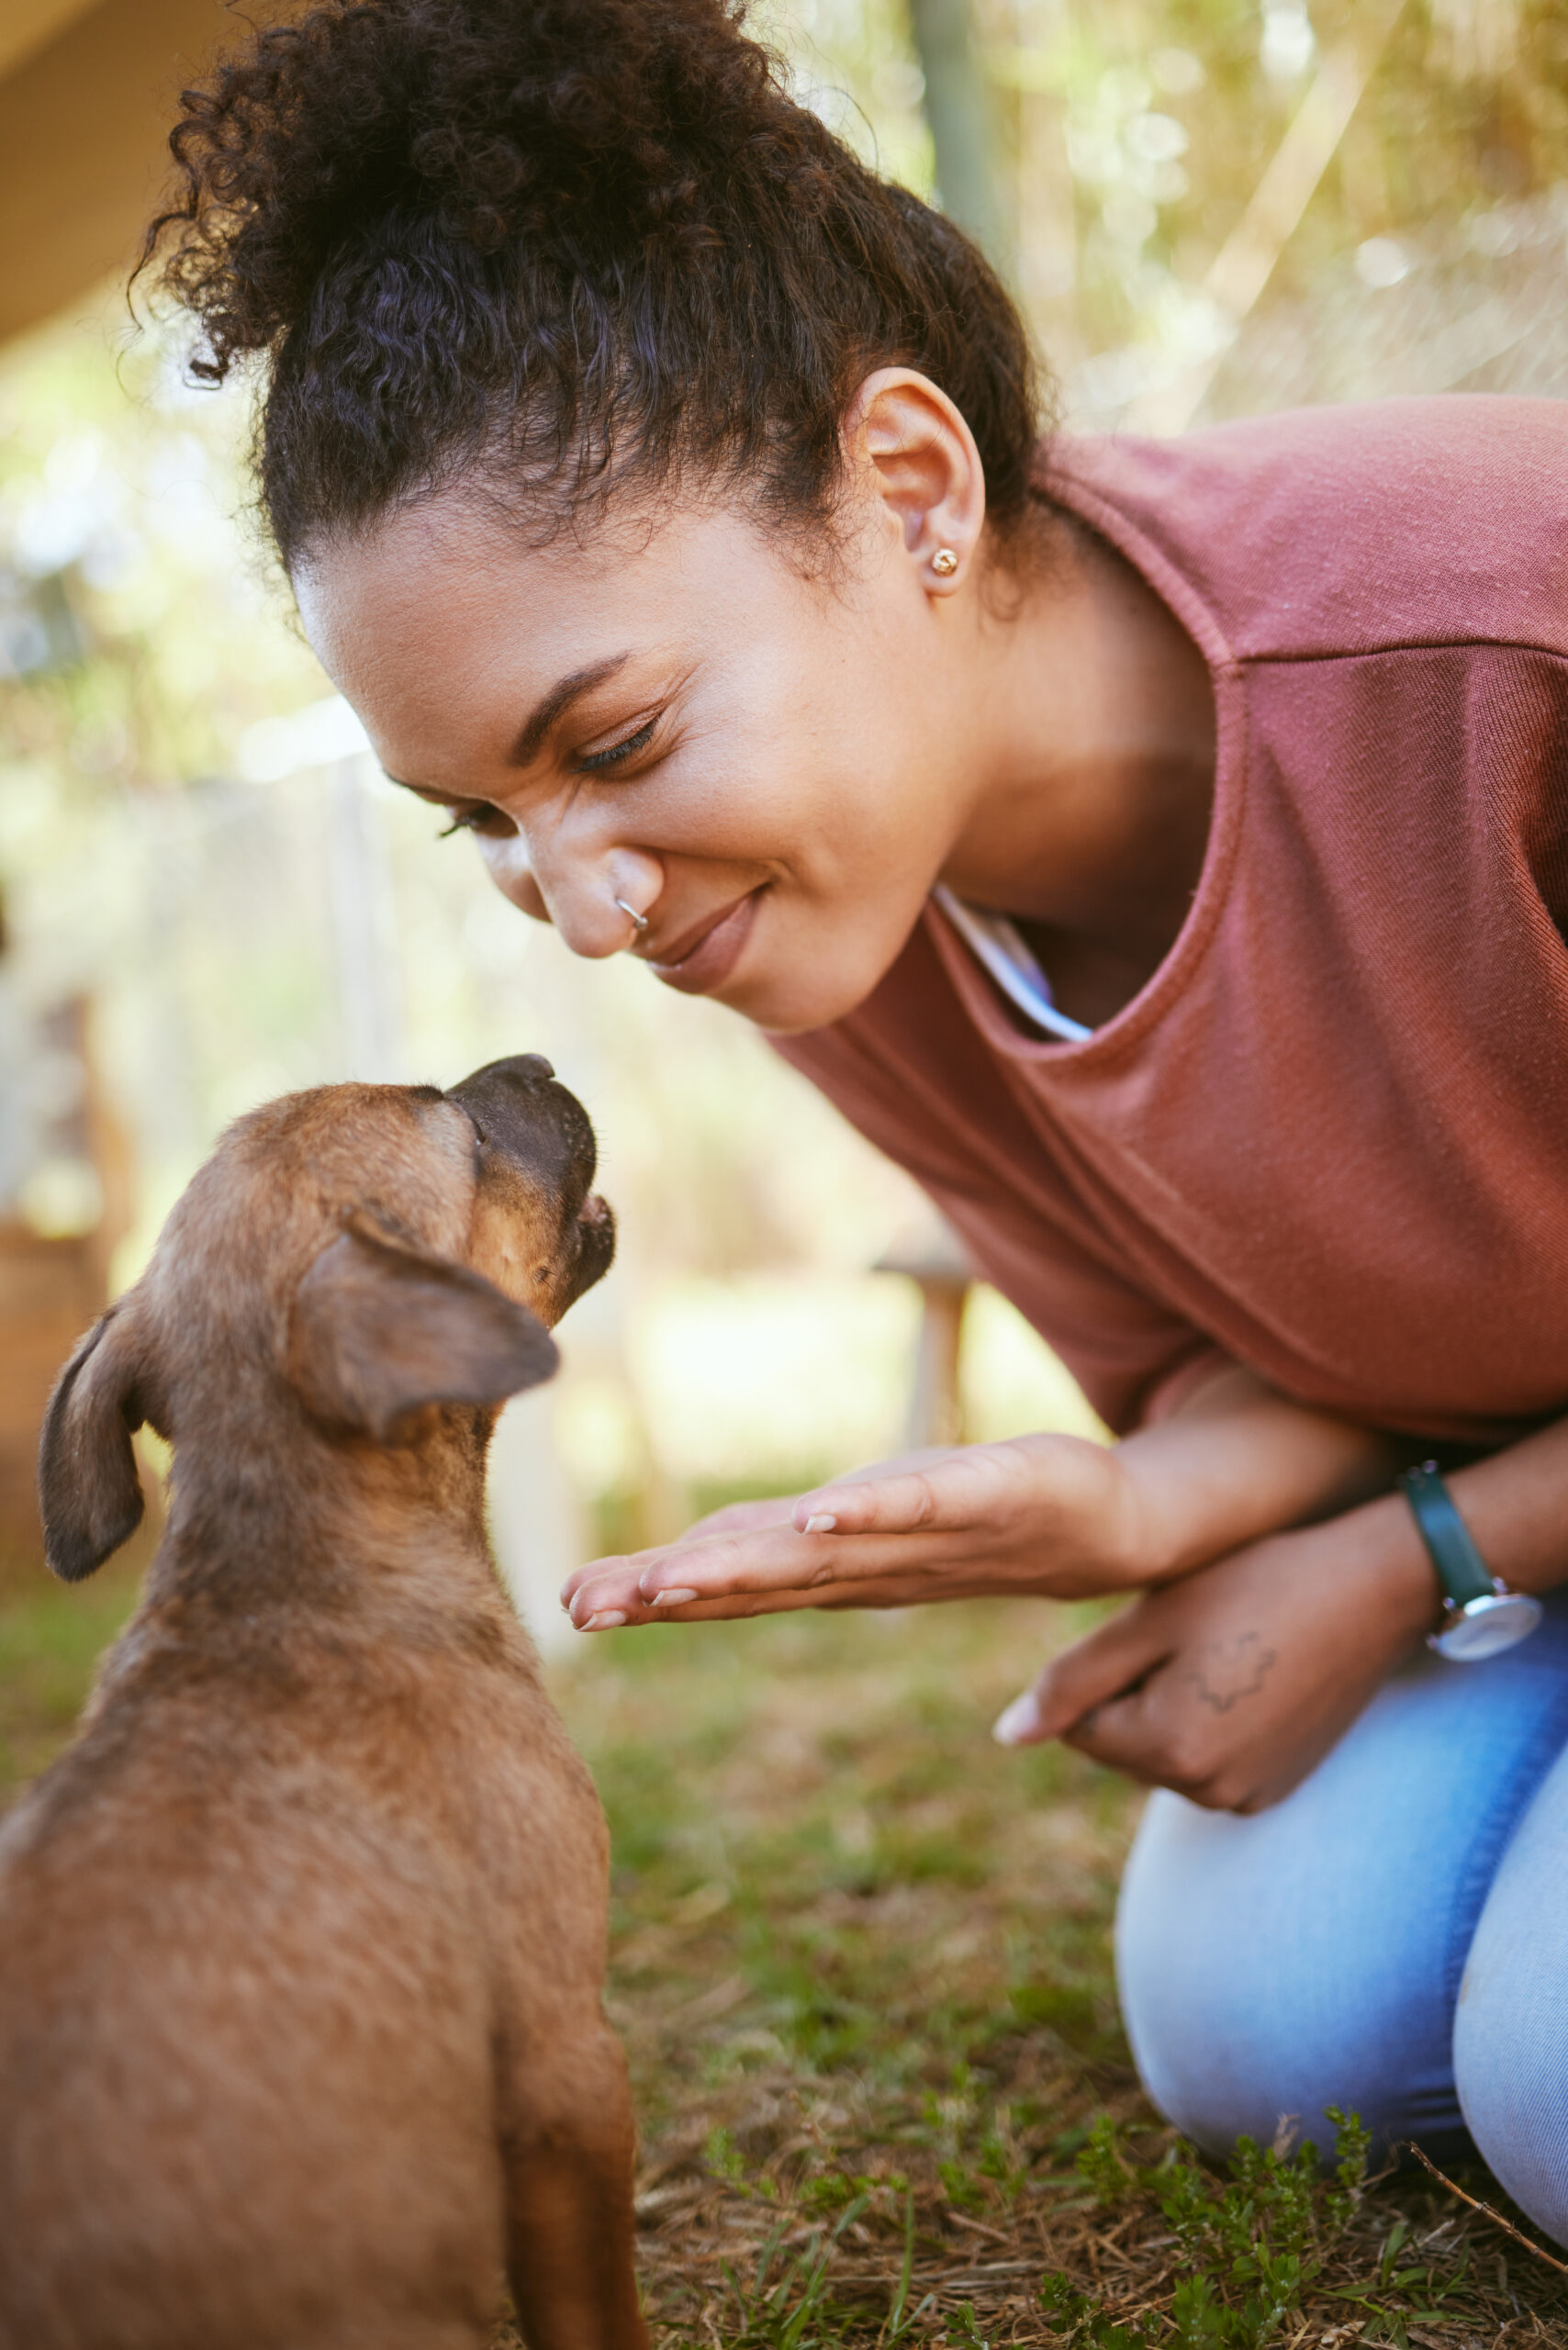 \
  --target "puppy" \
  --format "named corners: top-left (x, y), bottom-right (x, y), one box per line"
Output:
top-left (0, 1054), bottom-right (646, 2350)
